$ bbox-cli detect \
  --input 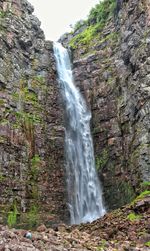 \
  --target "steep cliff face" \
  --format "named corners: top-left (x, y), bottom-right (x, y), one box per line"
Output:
top-left (62, 0), bottom-right (150, 210)
top-left (0, 0), bottom-right (67, 227)
top-left (0, 0), bottom-right (149, 228)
